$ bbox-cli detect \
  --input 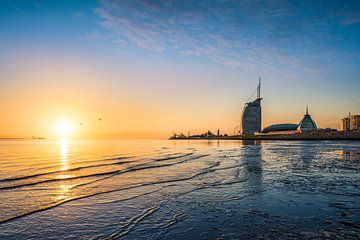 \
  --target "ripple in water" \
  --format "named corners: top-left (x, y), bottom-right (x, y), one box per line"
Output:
top-left (0, 139), bottom-right (359, 239)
